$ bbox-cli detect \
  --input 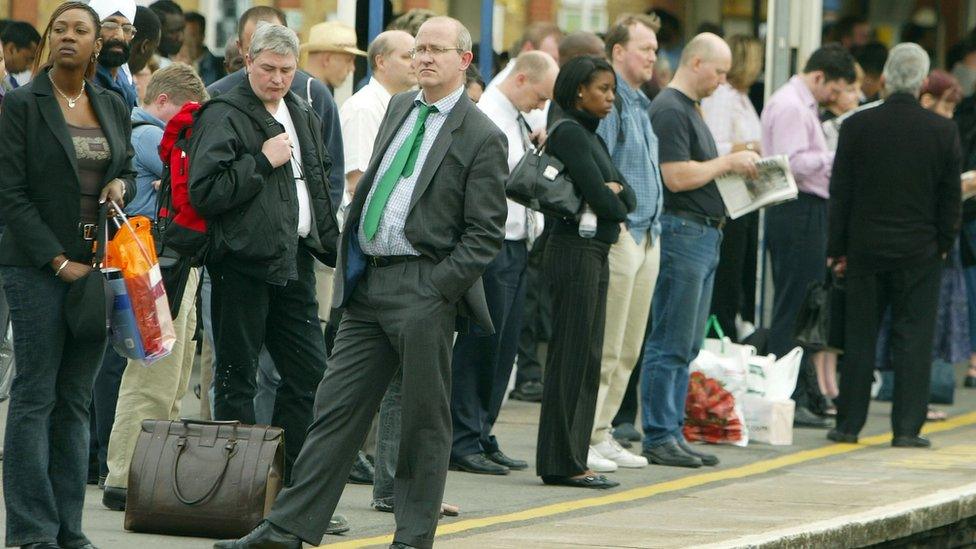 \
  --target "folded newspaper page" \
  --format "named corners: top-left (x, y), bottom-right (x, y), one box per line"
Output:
top-left (716, 154), bottom-right (798, 220)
